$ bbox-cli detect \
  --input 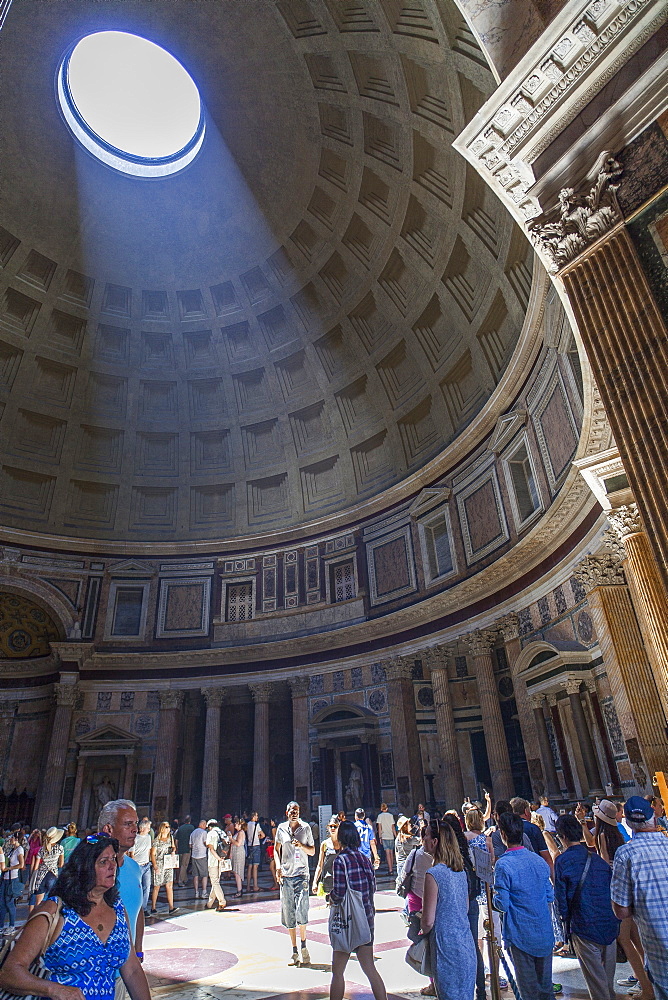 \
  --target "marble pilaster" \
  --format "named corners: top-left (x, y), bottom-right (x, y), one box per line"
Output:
top-left (200, 687), bottom-right (225, 821)
top-left (384, 657), bottom-right (424, 813)
top-left (496, 613), bottom-right (543, 797)
top-left (70, 753), bottom-right (86, 827)
top-left (463, 631), bottom-right (514, 801)
top-left (424, 648), bottom-right (464, 809)
top-left (565, 680), bottom-right (603, 795)
top-left (289, 677), bottom-right (310, 813)
top-left (34, 673), bottom-right (78, 828)
top-left (249, 683), bottom-right (272, 817)
top-left (152, 690), bottom-right (185, 822)
top-left (529, 696), bottom-right (560, 796)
